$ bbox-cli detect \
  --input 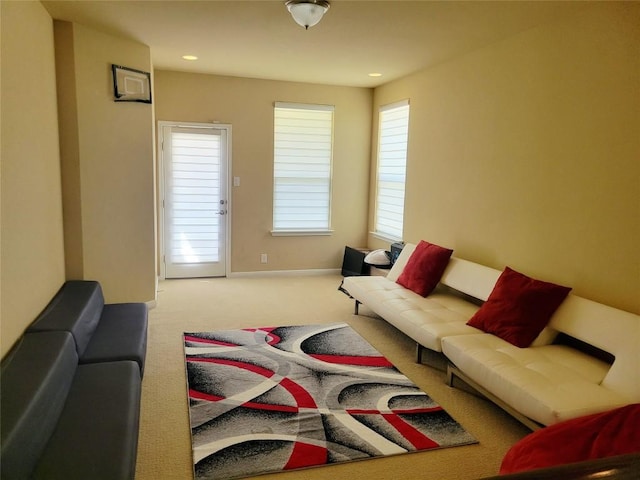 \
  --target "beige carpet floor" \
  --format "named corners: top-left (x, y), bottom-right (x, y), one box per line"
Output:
top-left (134, 274), bottom-right (530, 480)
